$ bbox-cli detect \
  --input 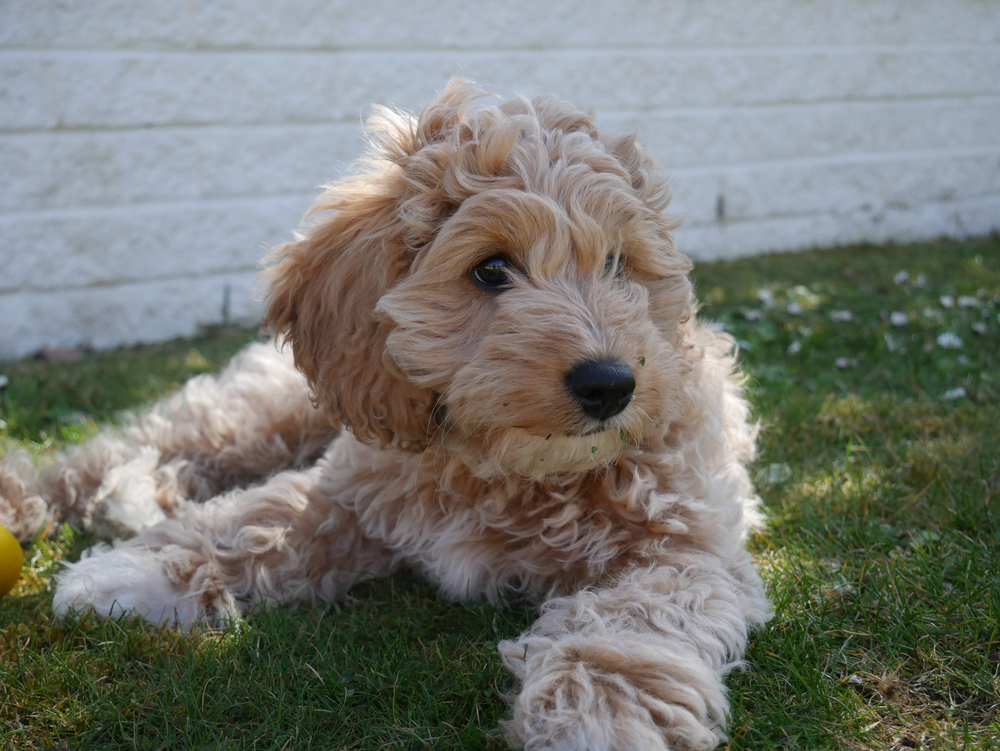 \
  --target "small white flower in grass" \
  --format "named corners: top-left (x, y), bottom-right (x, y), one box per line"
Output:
top-left (737, 340), bottom-right (753, 352)
top-left (923, 308), bottom-right (942, 321)
top-left (890, 311), bottom-right (909, 327)
top-left (957, 355), bottom-right (970, 365)
top-left (787, 301), bottom-right (803, 315)
top-left (973, 322), bottom-right (988, 335)
top-left (835, 357), bottom-right (853, 369)
top-left (884, 333), bottom-right (900, 353)
top-left (787, 341), bottom-right (802, 355)
top-left (893, 270), bottom-right (909, 285)
top-left (942, 387), bottom-right (966, 401)
top-left (830, 309), bottom-right (852, 322)
top-left (757, 288), bottom-right (775, 308)
top-left (958, 295), bottom-right (978, 309)
top-left (915, 274), bottom-right (927, 288)
top-left (940, 295), bottom-right (954, 308)
top-left (937, 332), bottom-right (962, 349)
top-left (744, 309), bottom-right (764, 321)
top-left (788, 285), bottom-right (821, 311)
